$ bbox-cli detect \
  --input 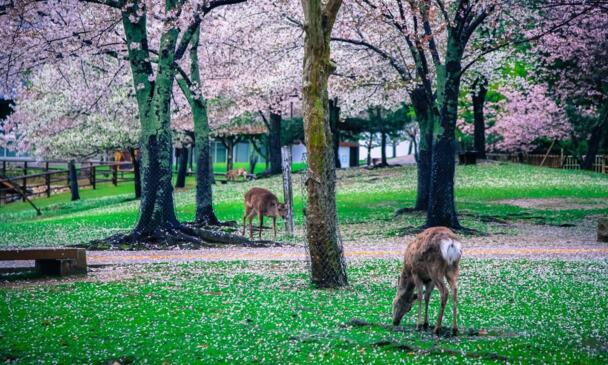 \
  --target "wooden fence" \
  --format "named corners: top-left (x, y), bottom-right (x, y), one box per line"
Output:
top-left (0, 159), bottom-right (135, 204)
top-left (486, 153), bottom-right (607, 174)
